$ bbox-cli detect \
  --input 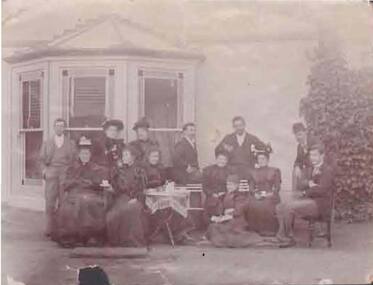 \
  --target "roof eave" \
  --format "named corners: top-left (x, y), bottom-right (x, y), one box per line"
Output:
top-left (3, 47), bottom-right (206, 64)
